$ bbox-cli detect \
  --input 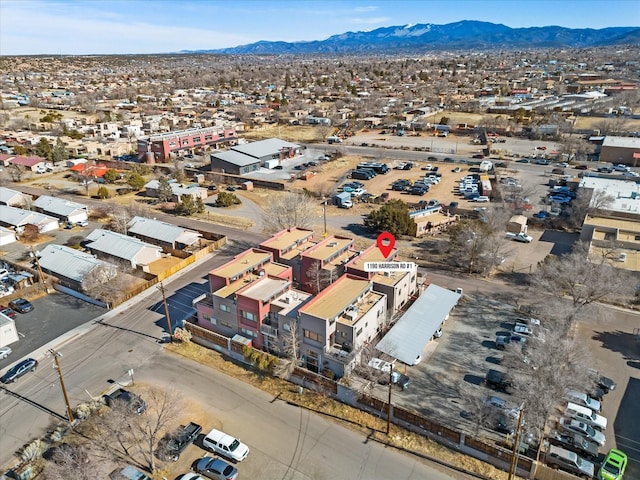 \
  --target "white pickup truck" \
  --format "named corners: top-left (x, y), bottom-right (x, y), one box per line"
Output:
top-left (367, 358), bottom-right (411, 389)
